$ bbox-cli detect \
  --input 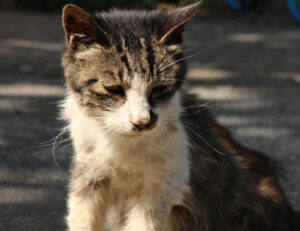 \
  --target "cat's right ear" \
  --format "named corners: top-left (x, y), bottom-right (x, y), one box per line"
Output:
top-left (159, 2), bottom-right (201, 45)
top-left (62, 4), bottom-right (111, 49)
